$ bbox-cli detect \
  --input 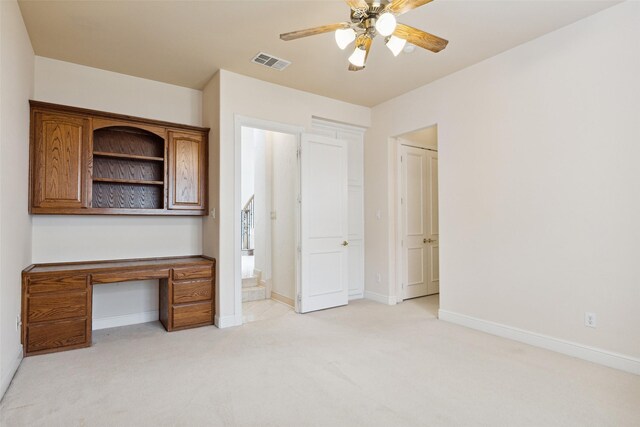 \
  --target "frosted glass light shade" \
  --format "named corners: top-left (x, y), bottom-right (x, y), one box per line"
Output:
top-left (375, 13), bottom-right (397, 37)
top-left (335, 28), bottom-right (356, 50)
top-left (386, 35), bottom-right (407, 56)
top-left (348, 47), bottom-right (367, 67)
